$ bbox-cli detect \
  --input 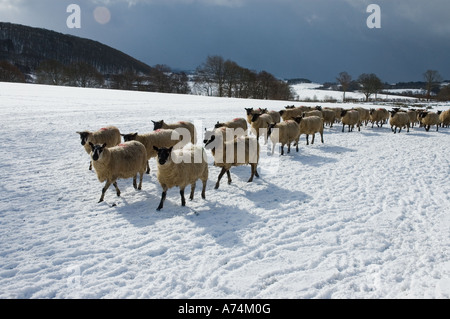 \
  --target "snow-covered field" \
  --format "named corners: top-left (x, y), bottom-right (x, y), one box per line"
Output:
top-left (291, 83), bottom-right (418, 102)
top-left (0, 82), bottom-right (449, 299)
